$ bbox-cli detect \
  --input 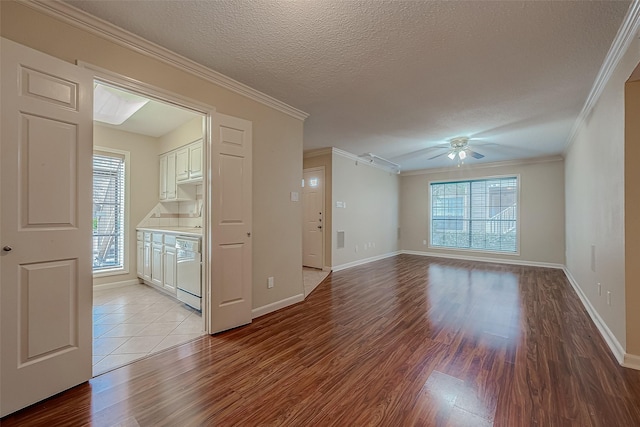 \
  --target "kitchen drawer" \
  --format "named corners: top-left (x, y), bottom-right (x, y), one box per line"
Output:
top-left (144, 232), bottom-right (152, 242)
top-left (152, 233), bottom-right (164, 244)
top-left (164, 234), bottom-right (176, 246)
